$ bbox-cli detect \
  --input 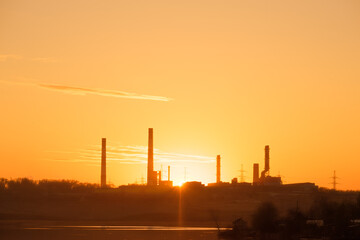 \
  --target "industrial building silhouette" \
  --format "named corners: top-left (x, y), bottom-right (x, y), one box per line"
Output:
top-left (253, 145), bottom-right (282, 186)
top-left (146, 128), bottom-right (173, 187)
top-left (100, 128), bottom-right (316, 191)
